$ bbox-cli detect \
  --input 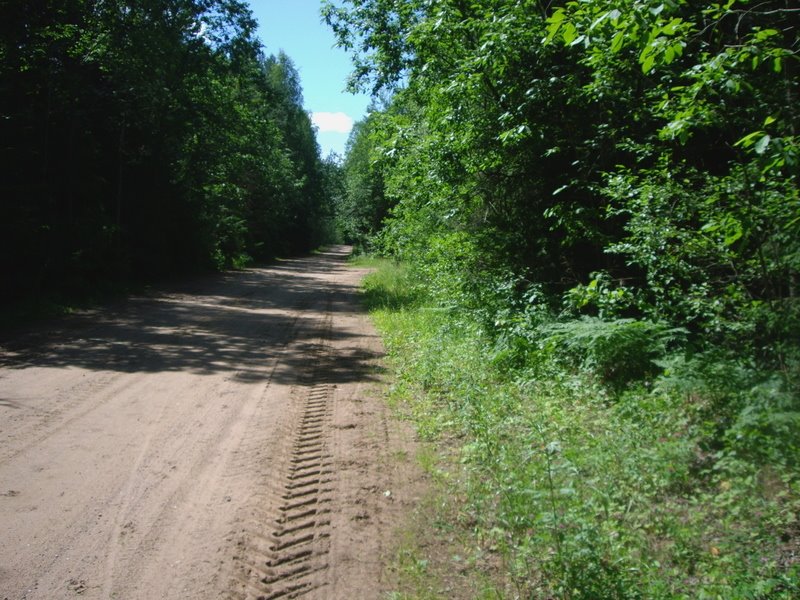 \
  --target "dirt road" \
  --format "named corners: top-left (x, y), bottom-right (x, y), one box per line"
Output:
top-left (0, 247), bottom-right (417, 599)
